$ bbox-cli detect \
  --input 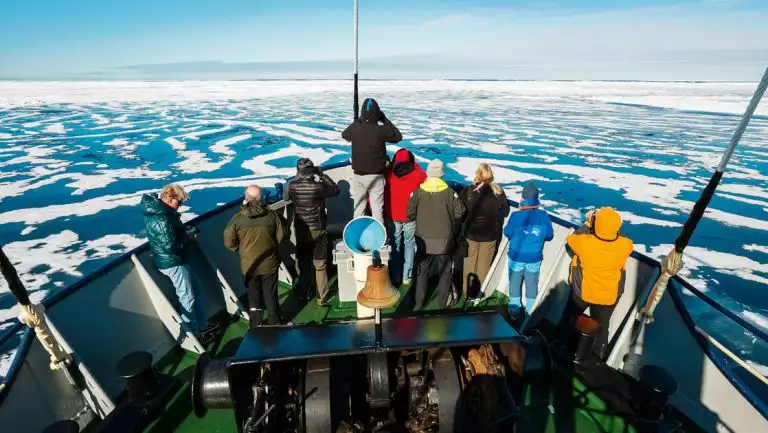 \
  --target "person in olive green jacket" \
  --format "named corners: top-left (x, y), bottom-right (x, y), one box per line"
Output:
top-left (141, 184), bottom-right (218, 343)
top-left (224, 185), bottom-right (289, 327)
top-left (407, 159), bottom-right (466, 309)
